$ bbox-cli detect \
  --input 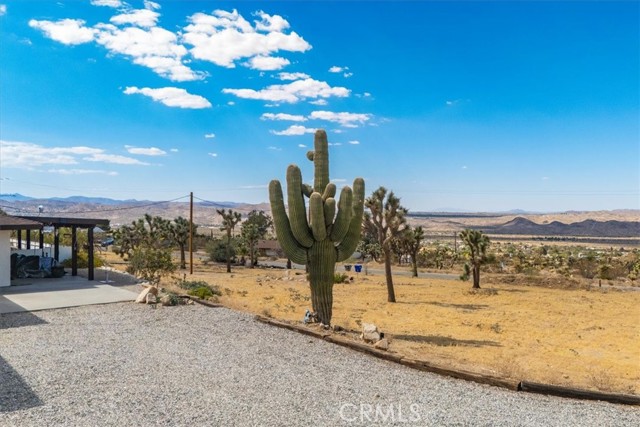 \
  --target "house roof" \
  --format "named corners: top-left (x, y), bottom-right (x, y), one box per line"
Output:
top-left (0, 216), bottom-right (43, 231)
